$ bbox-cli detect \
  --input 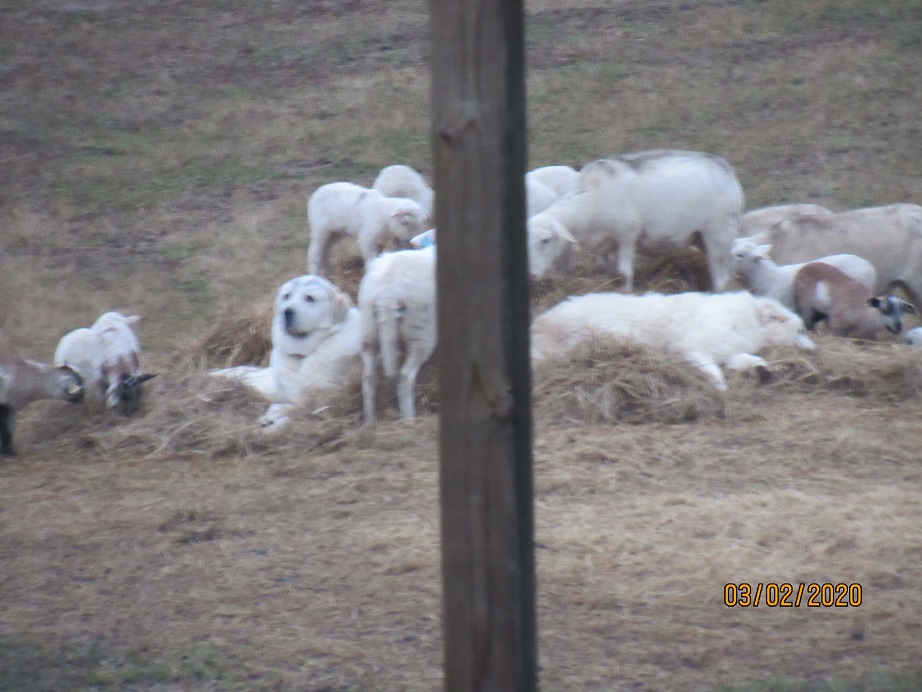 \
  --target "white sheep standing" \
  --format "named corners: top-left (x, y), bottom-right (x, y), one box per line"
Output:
top-left (358, 245), bottom-right (436, 426)
top-left (306, 181), bottom-right (429, 277)
top-left (371, 164), bottom-right (434, 223)
top-left (731, 239), bottom-right (877, 309)
top-left (526, 165), bottom-right (579, 200)
top-left (54, 312), bottom-right (156, 416)
top-left (527, 150), bottom-right (744, 291)
top-left (0, 355), bottom-right (84, 456)
top-left (531, 290), bottom-right (815, 390)
top-left (735, 203), bottom-right (922, 309)
top-left (792, 262), bottom-right (915, 339)
top-left (525, 177), bottom-right (559, 218)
